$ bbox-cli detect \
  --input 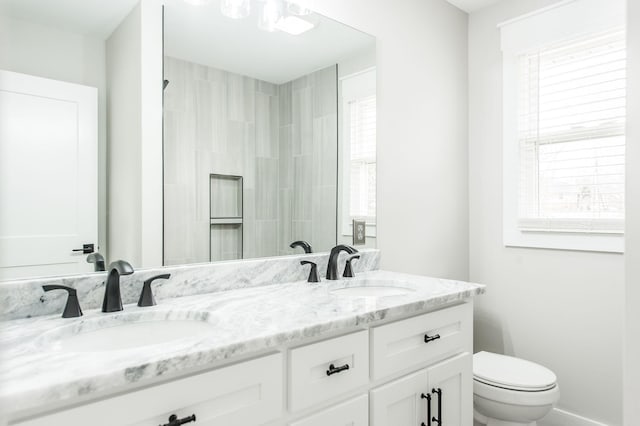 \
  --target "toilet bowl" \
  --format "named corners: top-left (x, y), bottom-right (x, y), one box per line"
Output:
top-left (473, 351), bottom-right (559, 426)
